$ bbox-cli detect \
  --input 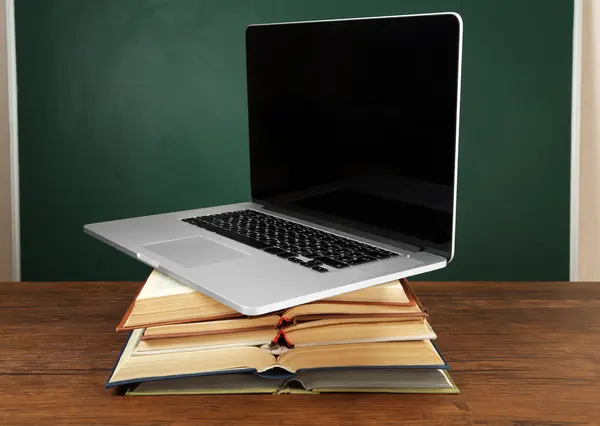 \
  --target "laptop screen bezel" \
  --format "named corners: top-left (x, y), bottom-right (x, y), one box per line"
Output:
top-left (245, 13), bottom-right (463, 262)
